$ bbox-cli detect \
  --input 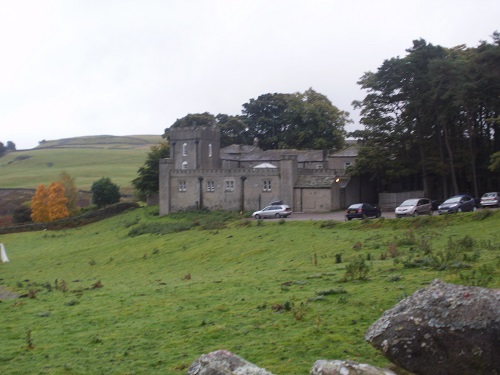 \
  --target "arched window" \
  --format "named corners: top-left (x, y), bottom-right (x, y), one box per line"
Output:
top-left (208, 143), bottom-right (212, 157)
top-left (182, 161), bottom-right (188, 170)
top-left (182, 143), bottom-right (188, 156)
